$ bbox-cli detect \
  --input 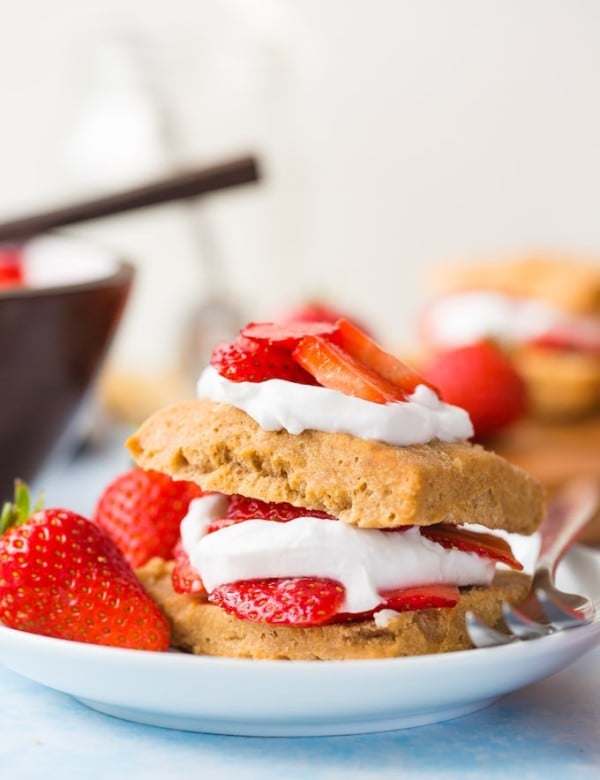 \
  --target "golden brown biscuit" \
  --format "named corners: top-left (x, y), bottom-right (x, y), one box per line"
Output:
top-left (126, 399), bottom-right (544, 534)
top-left (512, 346), bottom-right (600, 420)
top-left (430, 254), bottom-right (600, 315)
top-left (138, 557), bottom-right (531, 660)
